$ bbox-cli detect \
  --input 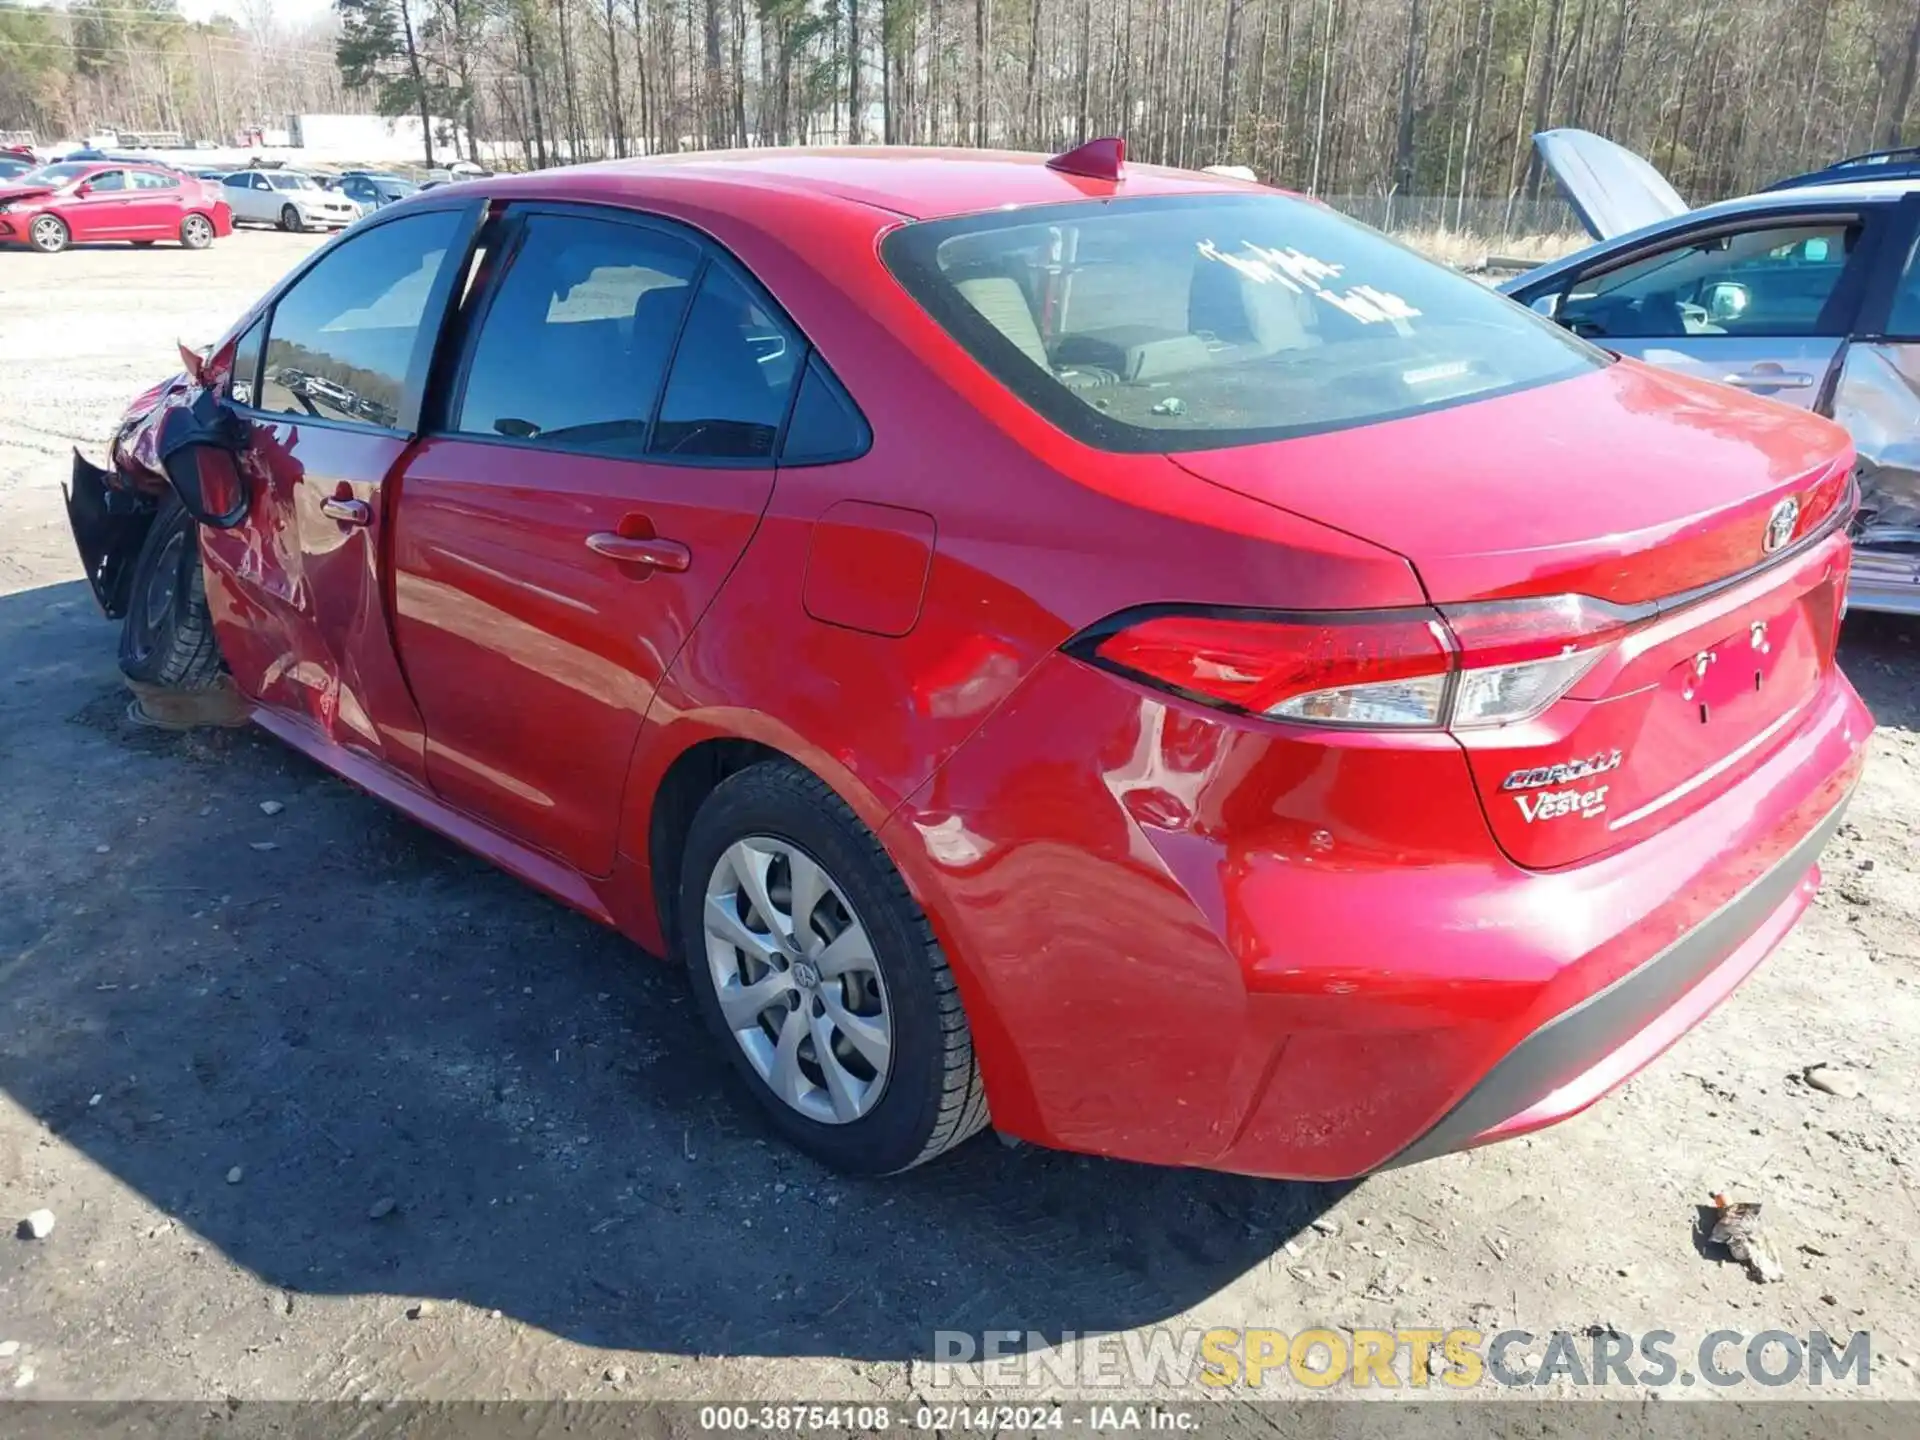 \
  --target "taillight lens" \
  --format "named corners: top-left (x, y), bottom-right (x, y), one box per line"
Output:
top-left (1075, 595), bottom-right (1648, 731)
